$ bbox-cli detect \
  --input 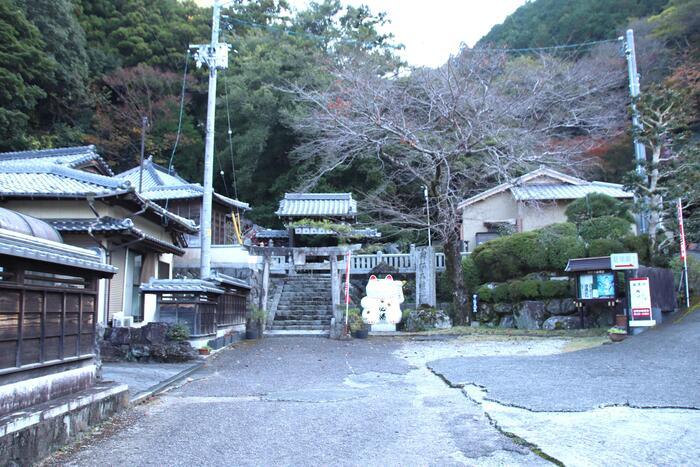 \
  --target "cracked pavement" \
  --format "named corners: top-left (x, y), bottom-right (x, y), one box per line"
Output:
top-left (47, 320), bottom-right (699, 466)
top-left (52, 337), bottom-right (554, 466)
top-left (428, 312), bottom-right (700, 466)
